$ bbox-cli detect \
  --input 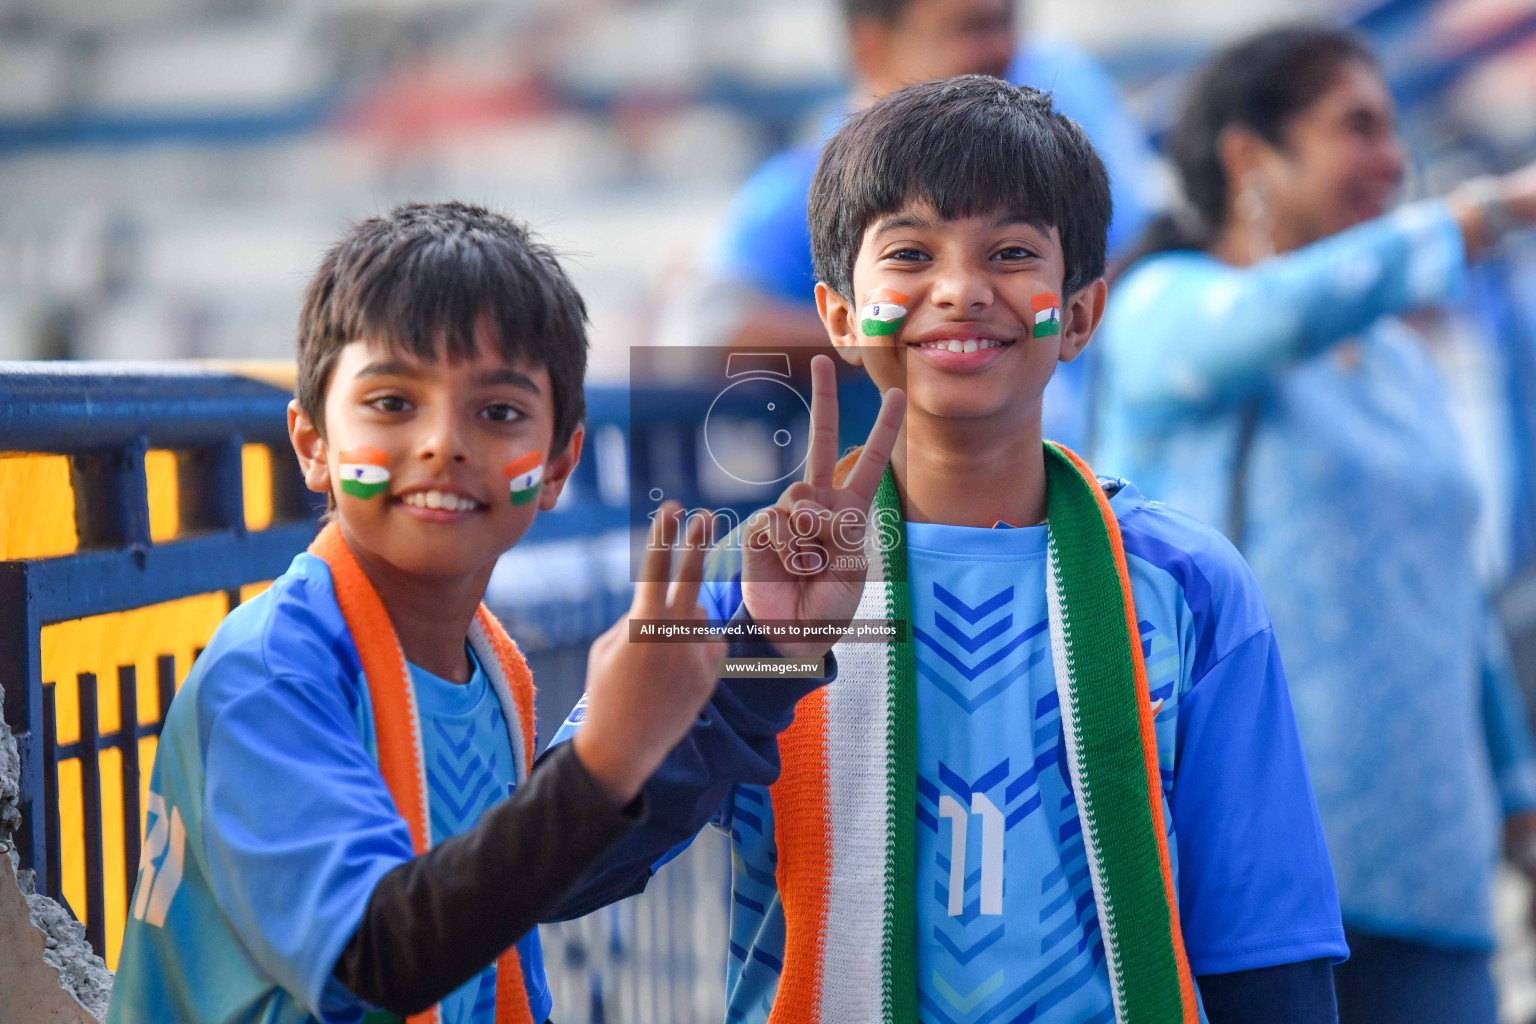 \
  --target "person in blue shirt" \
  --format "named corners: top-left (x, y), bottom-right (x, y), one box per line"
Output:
top-left (106, 201), bottom-right (906, 1024)
top-left (1091, 26), bottom-right (1536, 1024)
top-left (681, 0), bottom-right (1159, 452)
top-left (562, 75), bottom-right (1347, 1023)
